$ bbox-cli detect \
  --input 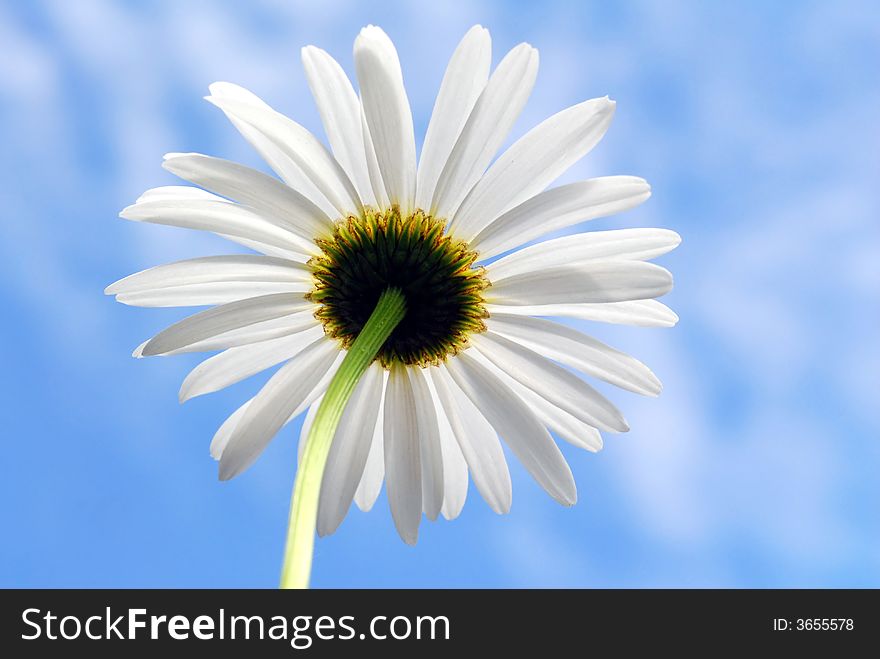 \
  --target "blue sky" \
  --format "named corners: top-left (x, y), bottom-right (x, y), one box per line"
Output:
top-left (1, 0), bottom-right (878, 587)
